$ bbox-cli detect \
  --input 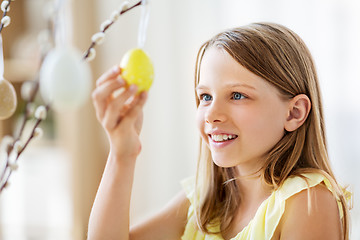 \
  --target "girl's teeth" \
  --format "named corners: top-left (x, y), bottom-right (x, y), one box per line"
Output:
top-left (211, 134), bottom-right (237, 142)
